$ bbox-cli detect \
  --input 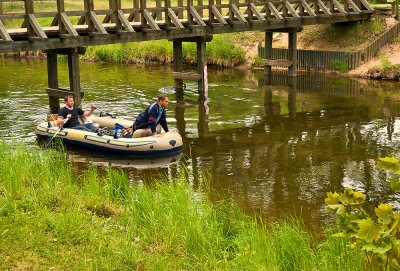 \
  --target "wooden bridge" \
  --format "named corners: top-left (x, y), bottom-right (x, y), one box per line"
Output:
top-left (0, 0), bottom-right (373, 111)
